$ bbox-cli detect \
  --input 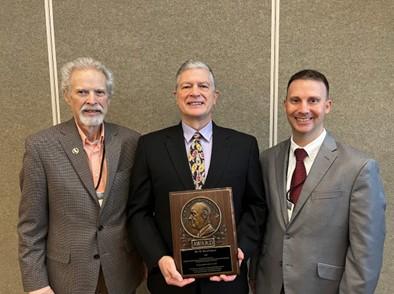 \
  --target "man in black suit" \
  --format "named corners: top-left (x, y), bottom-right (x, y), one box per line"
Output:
top-left (128, 60), bottom-right (266, 294)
